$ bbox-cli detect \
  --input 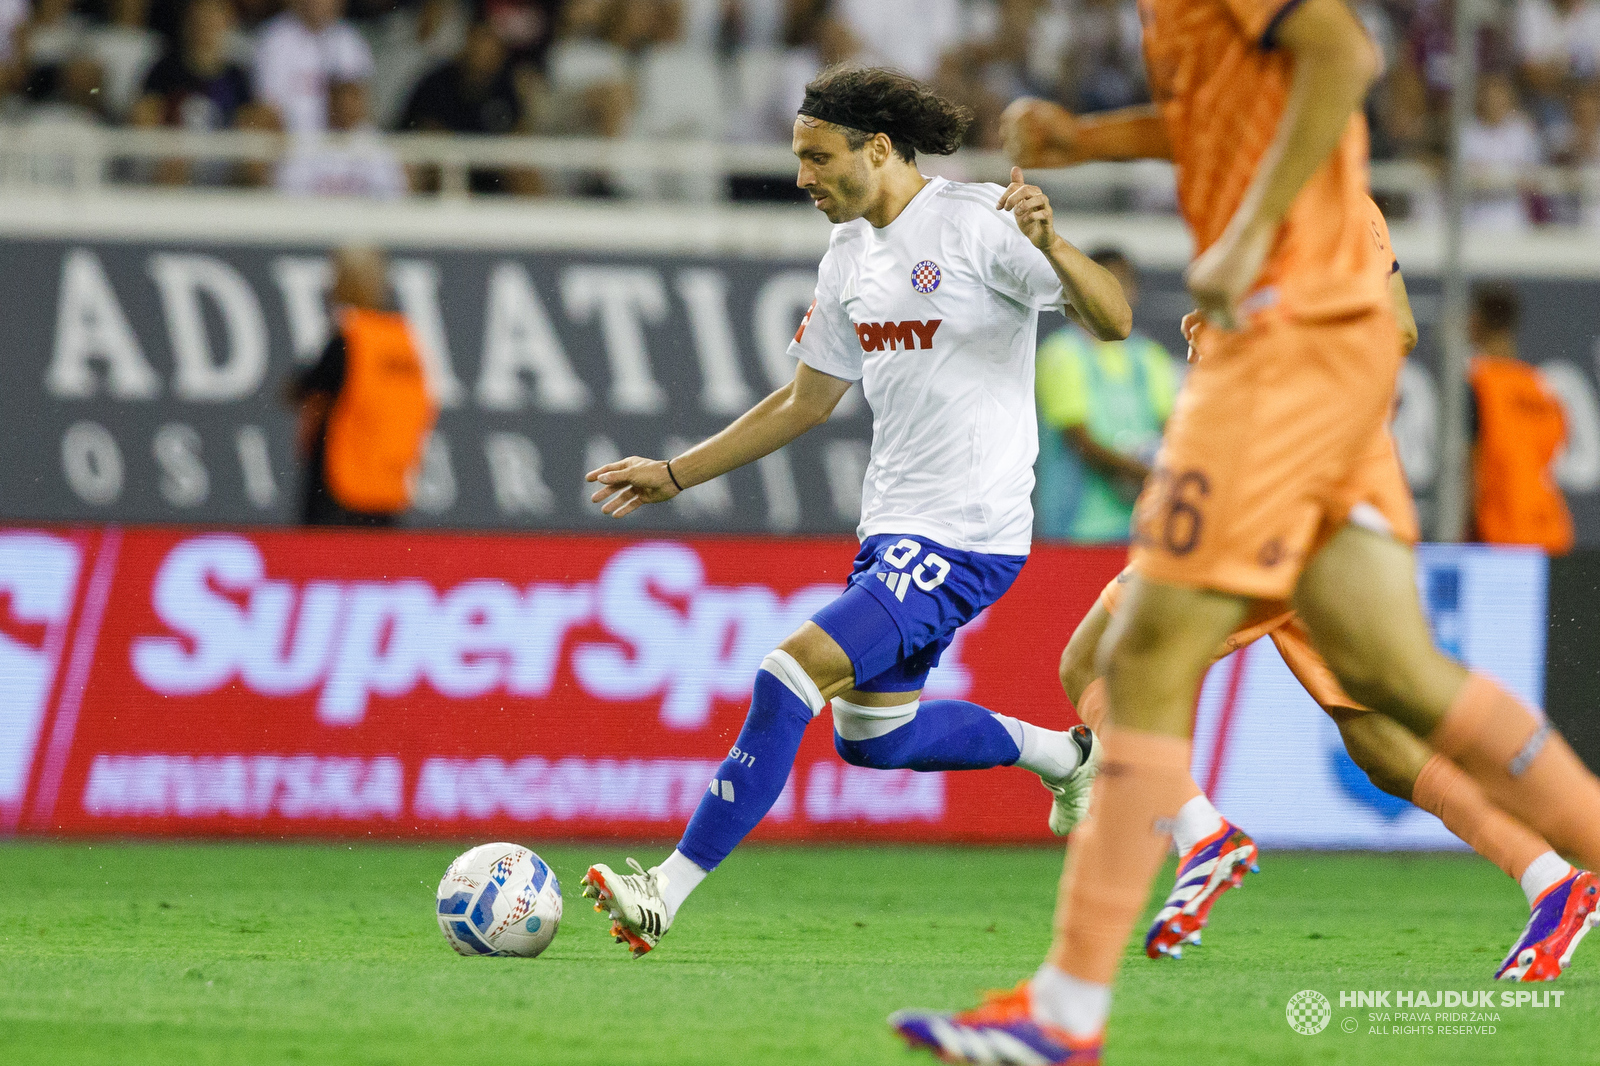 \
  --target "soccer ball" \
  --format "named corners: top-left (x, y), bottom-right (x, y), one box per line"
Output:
top-left (436, 842), bottom-right (562, 957)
